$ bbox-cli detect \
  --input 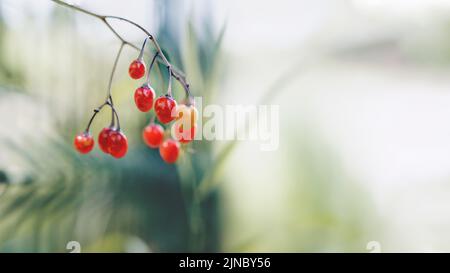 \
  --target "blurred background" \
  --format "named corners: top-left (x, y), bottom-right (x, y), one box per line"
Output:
top-left (0, 0), bottom-right (450, 252)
